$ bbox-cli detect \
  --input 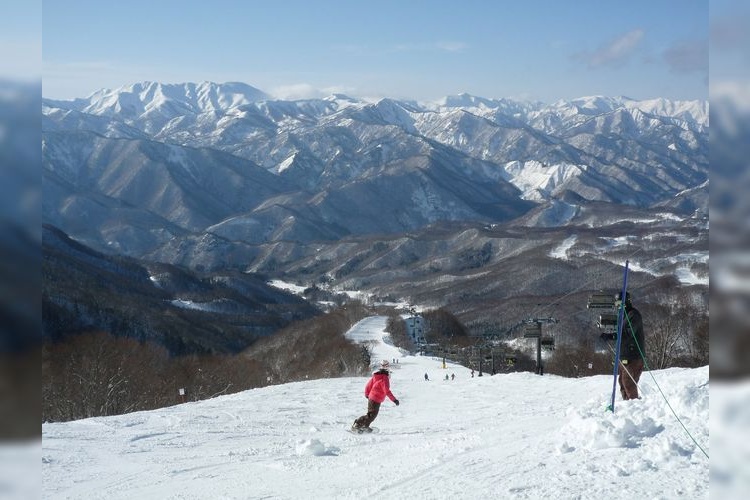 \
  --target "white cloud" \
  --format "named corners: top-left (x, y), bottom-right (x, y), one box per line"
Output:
top-left (269, 83), bottom-right (358, 100)
top-left (391, 41), bottom-right (468, 53)
top-left (270, 83), bottom-right (323, 100)
top-left (436, 41), bottom-right (468, 53)
top-left (576, 29), bottom-right (645, 68)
